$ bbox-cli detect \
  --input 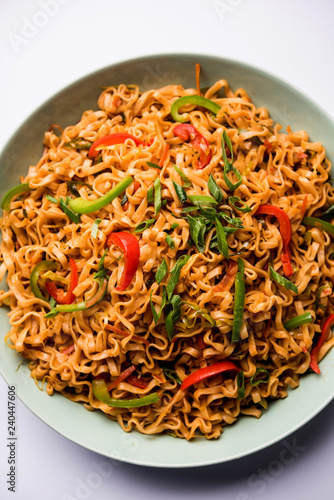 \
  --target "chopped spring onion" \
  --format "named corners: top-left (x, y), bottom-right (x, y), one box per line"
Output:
top-left (64, 138), bottom-right (92, 150)
top-left (184, 301), bottom-right (216, 327)
top-left (222, 130), bottom-right (242, 191)
top-left (45, 194), bottom-right (58, 204)
top-left (165, 234), bottom-right (175, 249)
top-left (155, 258), bottom-right (168, 285)
top-left (120, 193), bottom-right (128, 206)
top-left (269, 266), bottom-right (298, 294)
top-left (165, 294), bottom-right (182, 340)
top-left (91, 218), bottom-right (102, 239)
top-left (173, 165), bottom-right (192, 187)
top-left (59, 197), bottom-right (81, 223)
top-left (173, 181), bottom-right (187, 204)
top-left (146, 161), bottom-right (162, 170)
top-left (215, 217), bottom-right (229, 260)
top-left (250, 368), bottom-right (270, 386)
top-left (166, 255), bottom-right (190, 300)
top-left (147, 186), bottom-right (154, 204)
top-left (187, 194), bottom-right (217, 206)
top-left (150, 286), bottom-right (167, 324)
top-left (162, 368), bottom-right (181, 384)
top-left (237, 370), bottom-right (245, 399)
top-left (283, 312), bottom-right (313, 331)
top-left (232, 258), bottom-right (245, 343)
top-left (303, 216), bottom-right (334, 237)
top-left (208, 174), bottom-right (224, 204)
top-left (228, 196), bottom-right (252, 213)
top-left (154, 177), bottom-right (162, 216)
top-left (134, 219), bottom-right (155, 233)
